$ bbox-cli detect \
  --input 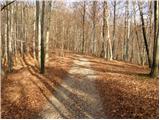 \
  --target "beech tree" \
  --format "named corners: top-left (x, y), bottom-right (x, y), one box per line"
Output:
top-left (91, 1), bottom-right (97, 54)
top-left (36, 1), bottom-right (45, 73)
top-left (7, 2), bottom-right (13, 72)
top-left (112, 1), bottom-right (117, 59)
top-left (40, 1), bottom-right (45, 73)
top-left (150, 1), bottom-right (159, 77)
top-left (45, 1), bottom-right (52, 61)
